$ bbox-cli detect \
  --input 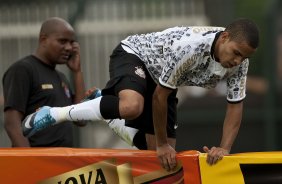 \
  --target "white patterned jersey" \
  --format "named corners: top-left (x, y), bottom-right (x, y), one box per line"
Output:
top-left (121, 26), bottom-right (249, 102)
